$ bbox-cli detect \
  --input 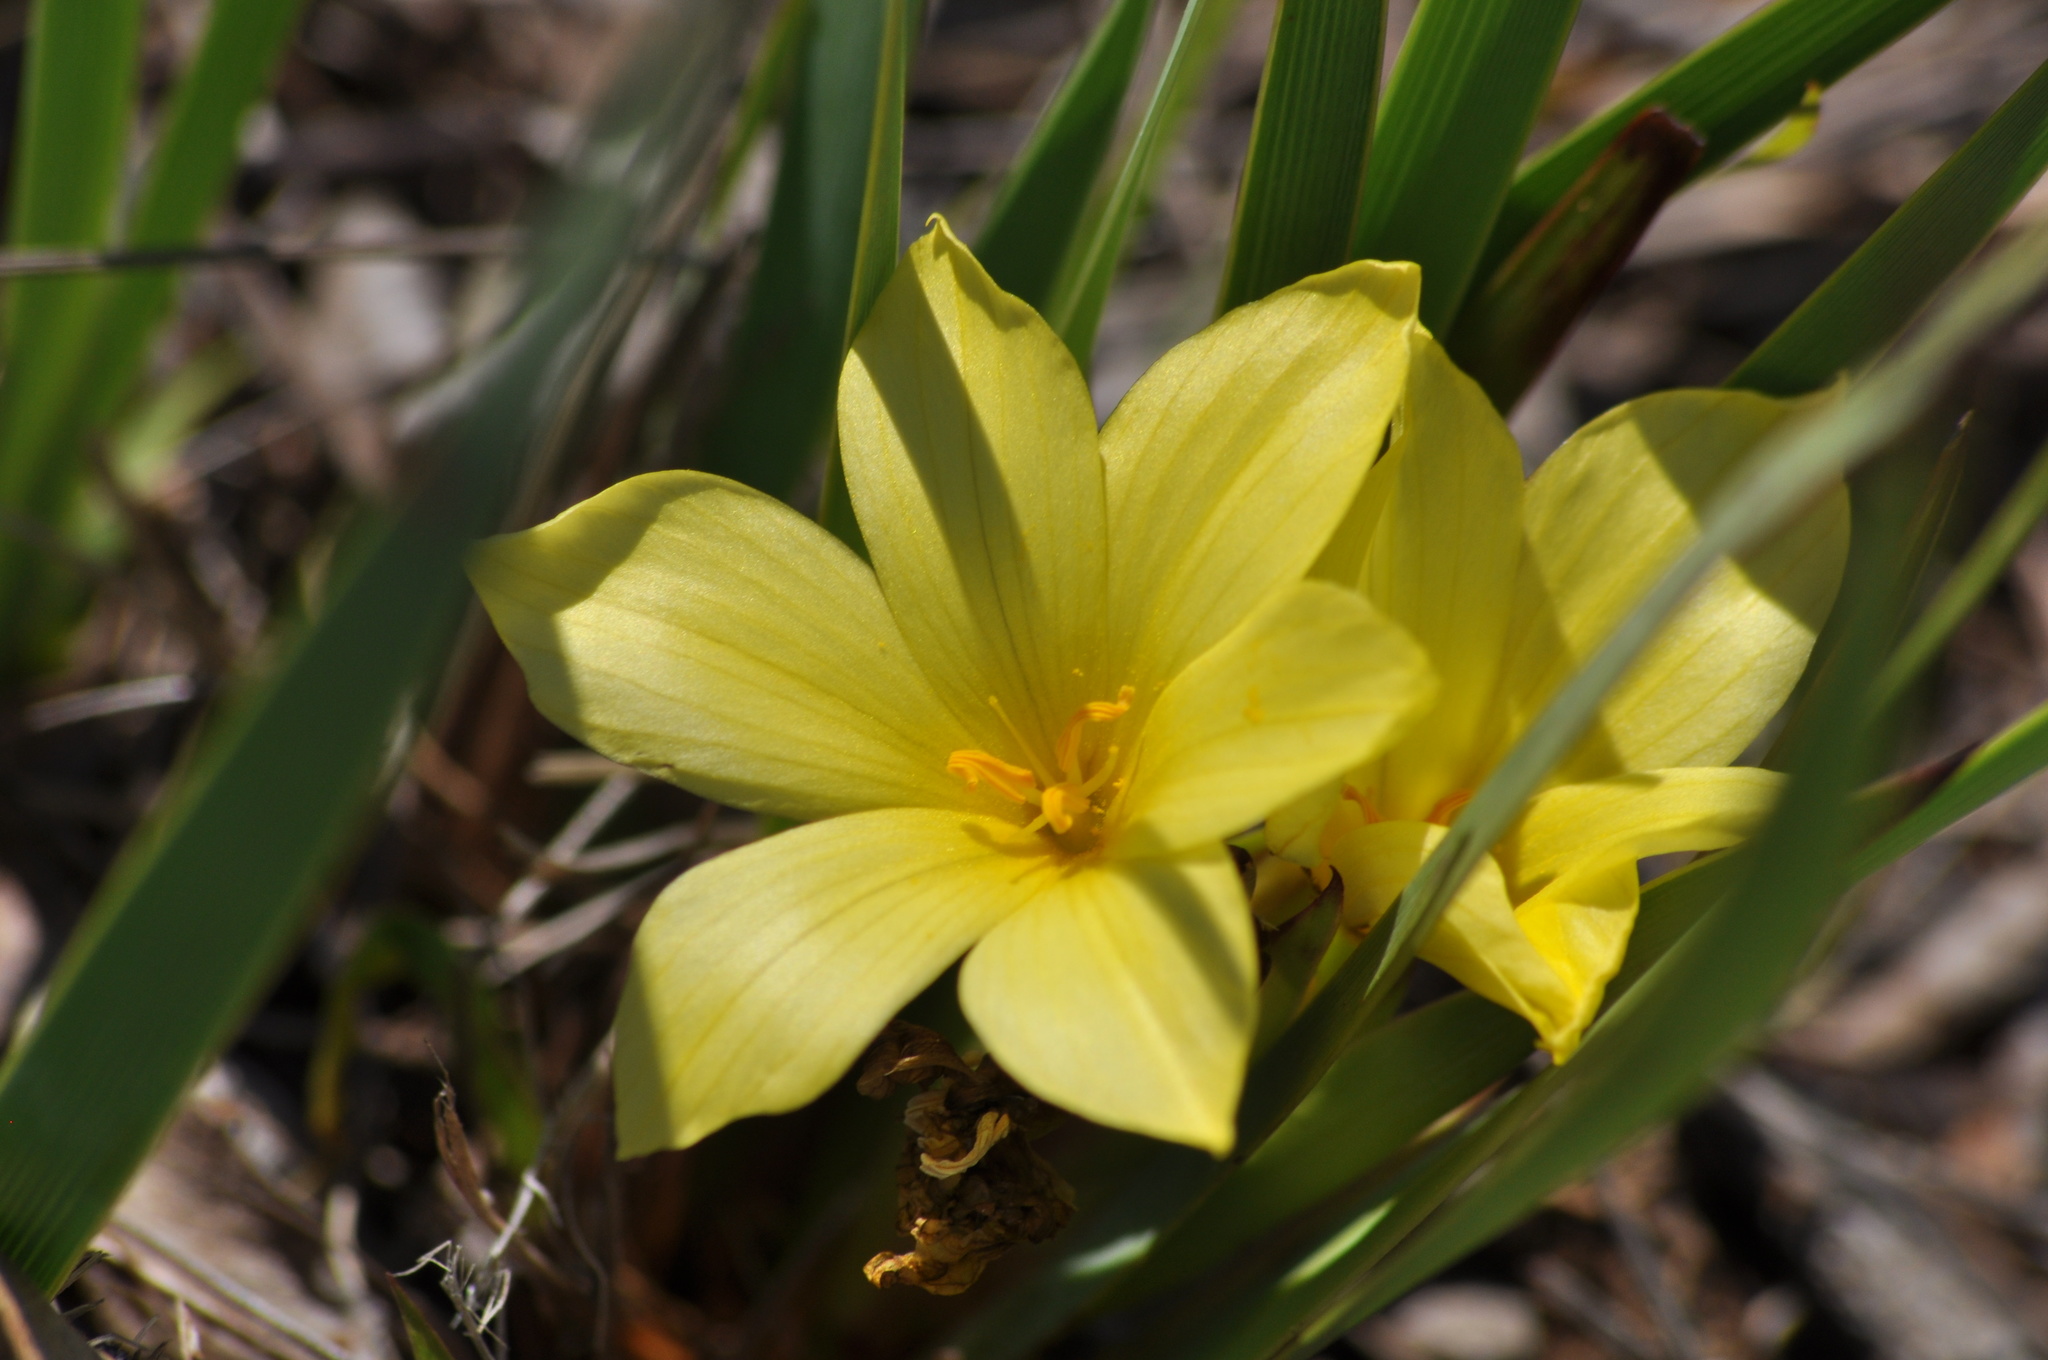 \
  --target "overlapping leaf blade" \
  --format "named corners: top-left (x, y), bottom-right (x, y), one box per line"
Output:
top-left (696, 0), bottom-right (898, 497)
top-left (1729, 56), bottom-right (2048, 396)
top-left (1348, 0), bottom-right (1580, 329)
top-left (1044, 0), bottom-right (1244, 367)
top-left (1478, 0), bottom-right (1955, 286)
top-left (0, 0), bottom-right (146, 651)
top-left (817, 0), bottom-right (916, 547)
top-left (1214, 0), bottom-right (1384, 313)
top-left (976, 0), bottom-right (1155, 310)
top-left (0, 0), bottom-right (763, 1291)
